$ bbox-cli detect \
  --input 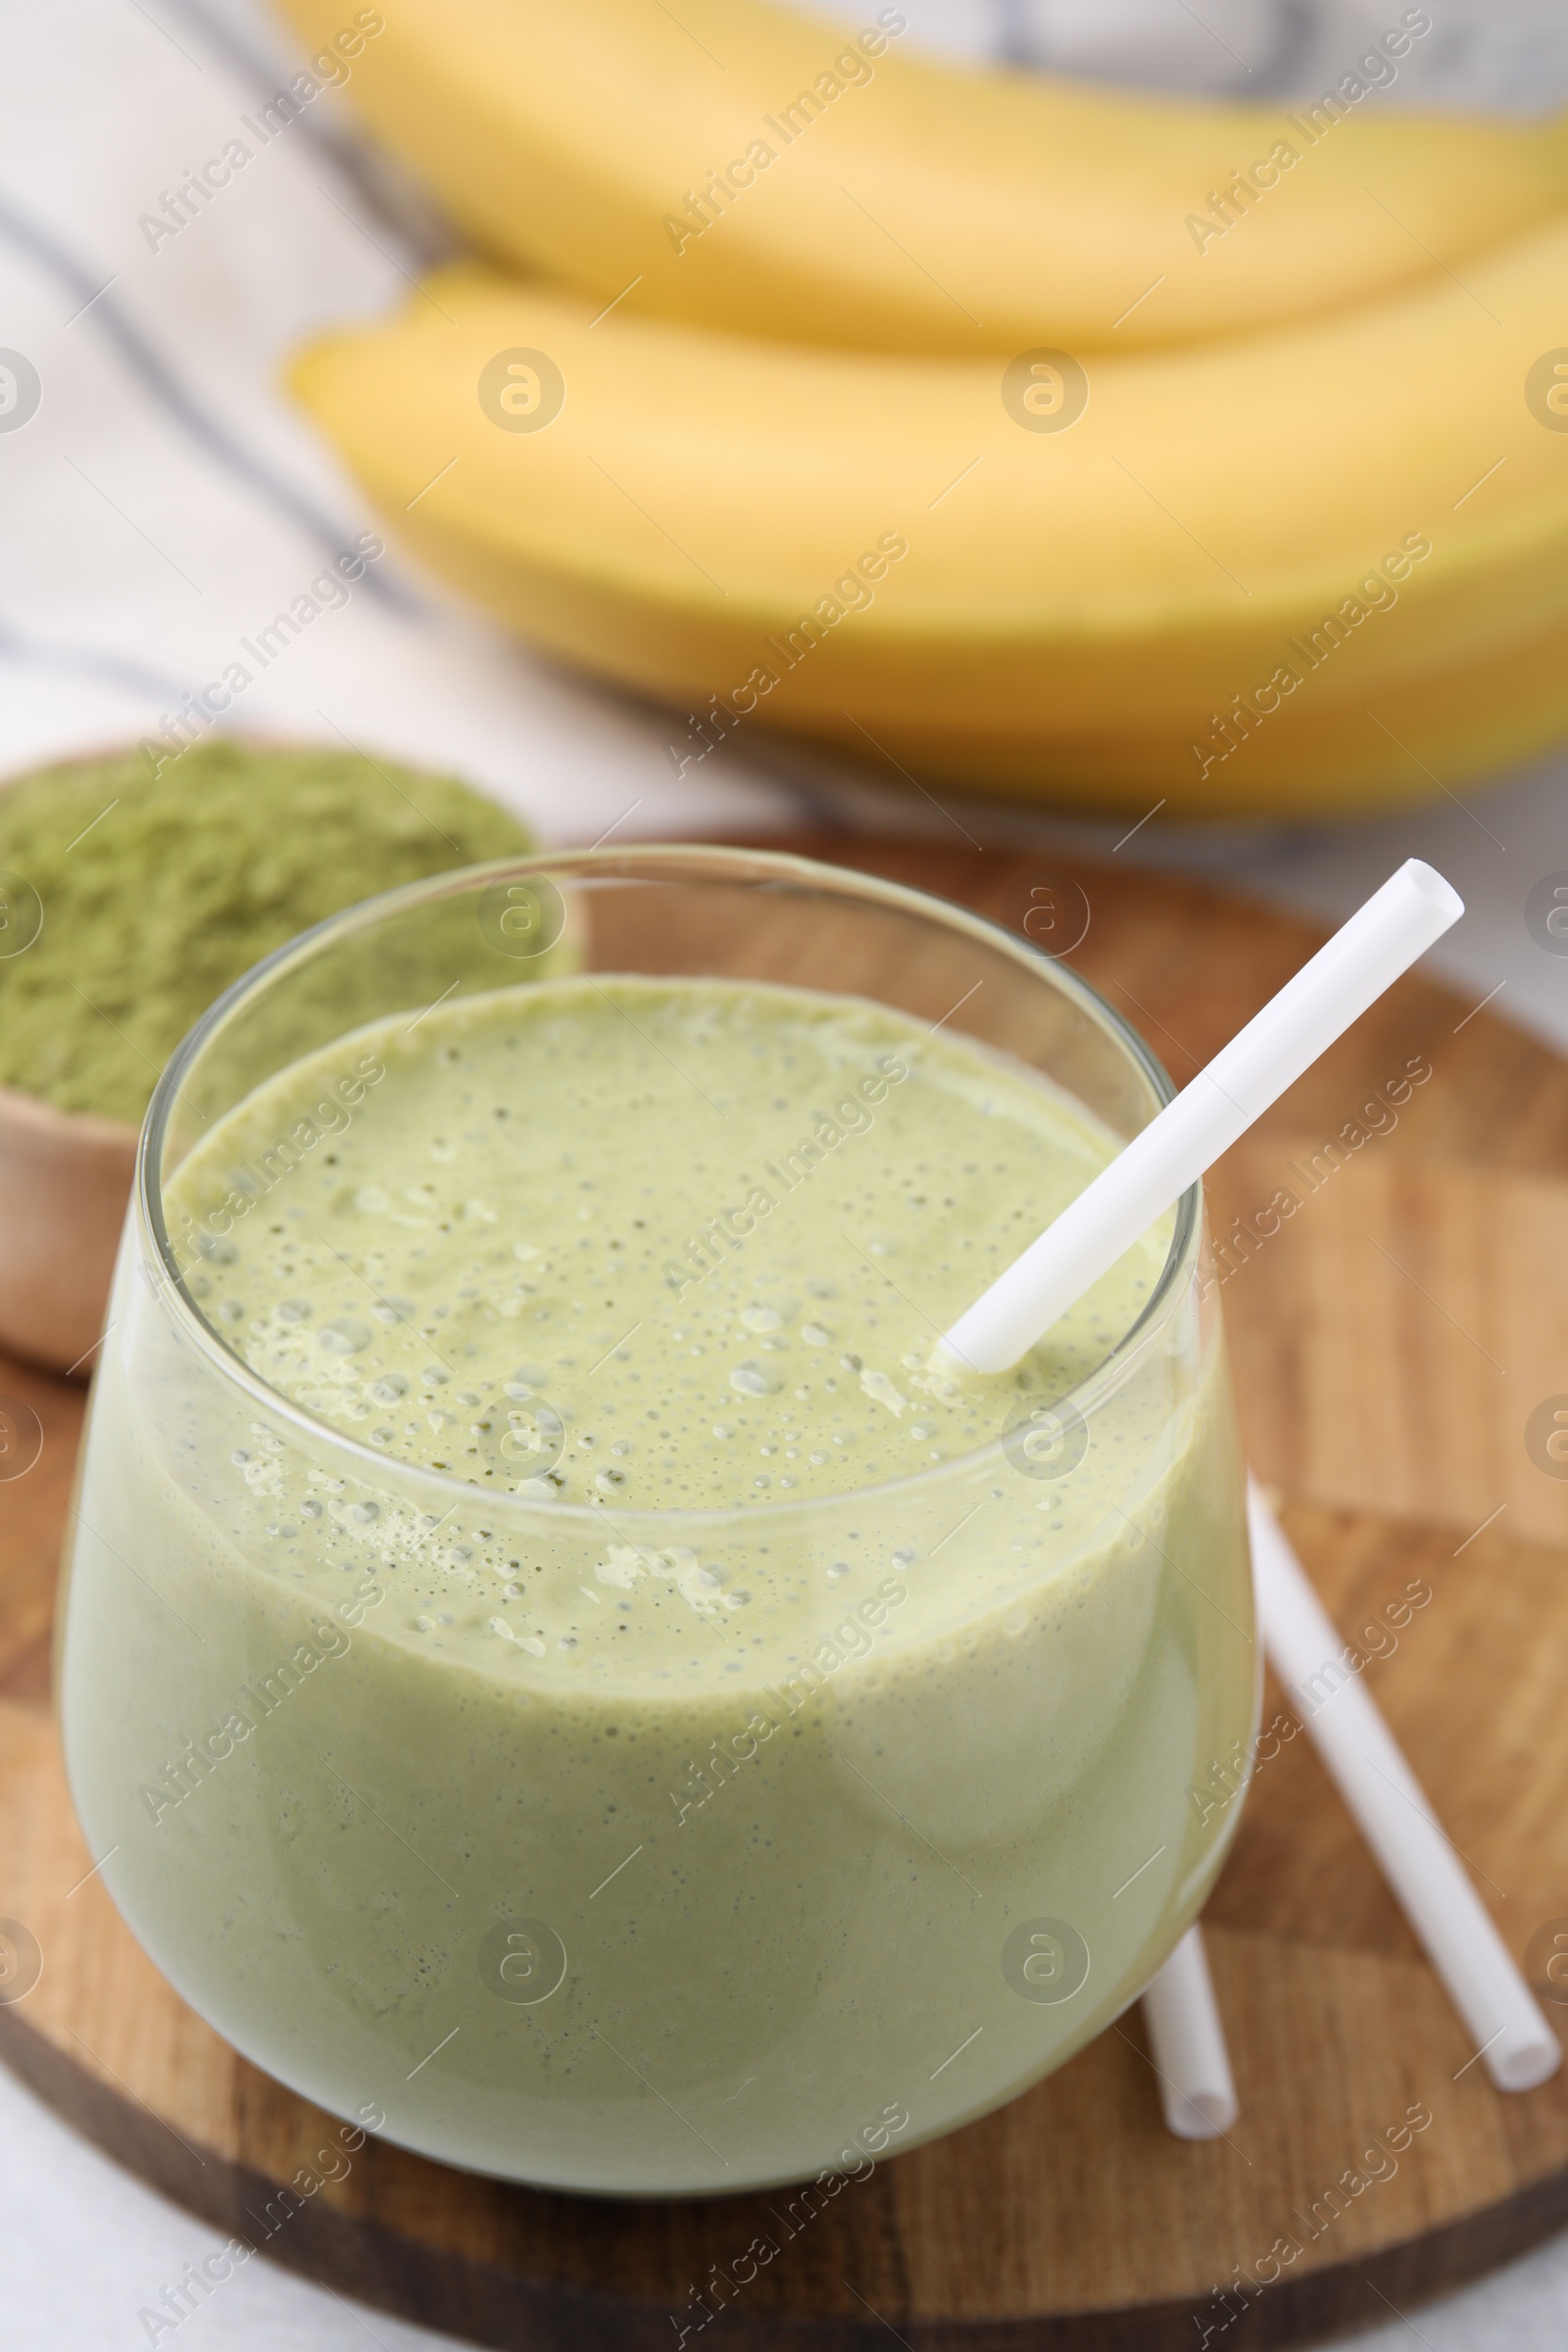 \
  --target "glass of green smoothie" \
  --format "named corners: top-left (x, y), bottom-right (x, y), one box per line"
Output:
top-left (57, 846), bottom-right (1254, 2196)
